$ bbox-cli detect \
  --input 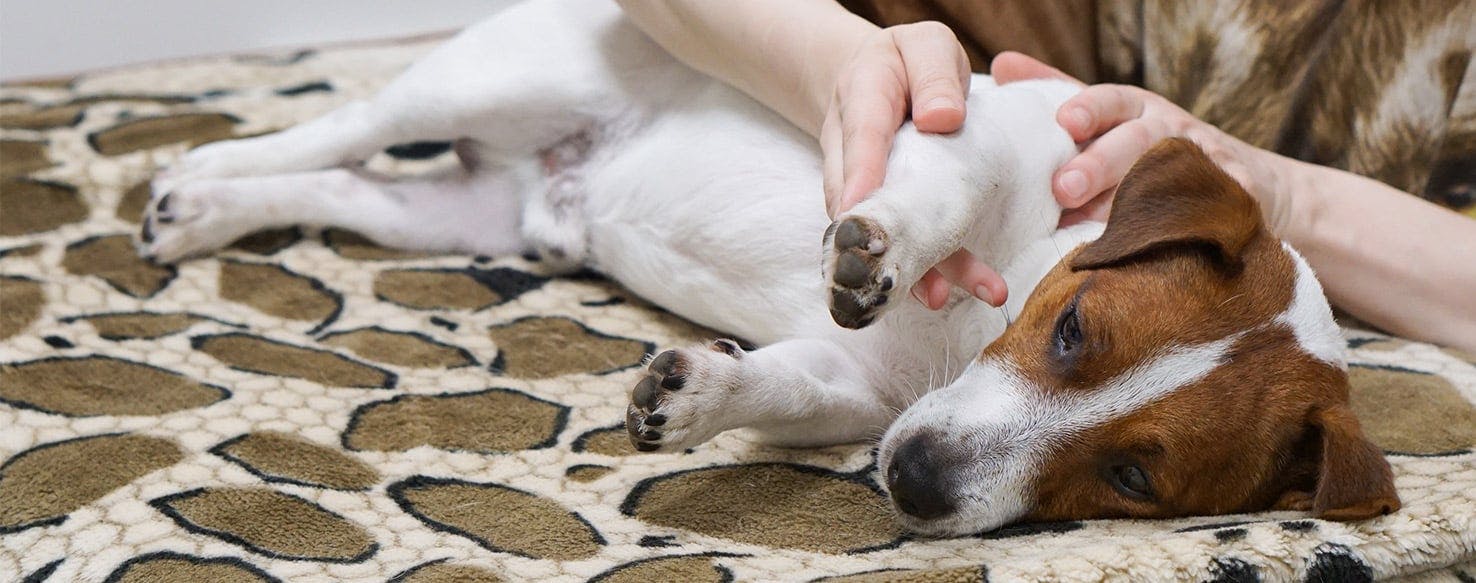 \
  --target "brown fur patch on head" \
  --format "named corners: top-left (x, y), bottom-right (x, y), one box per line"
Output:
top-left (986, 137), bottom-right (1397, 524)
top-left (1071, 138), bottom-right (1264, 273)
top-left (1022, 327), bottom-right (1369, 523)
top-left (992, 139), bottom-right (1289, 393)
